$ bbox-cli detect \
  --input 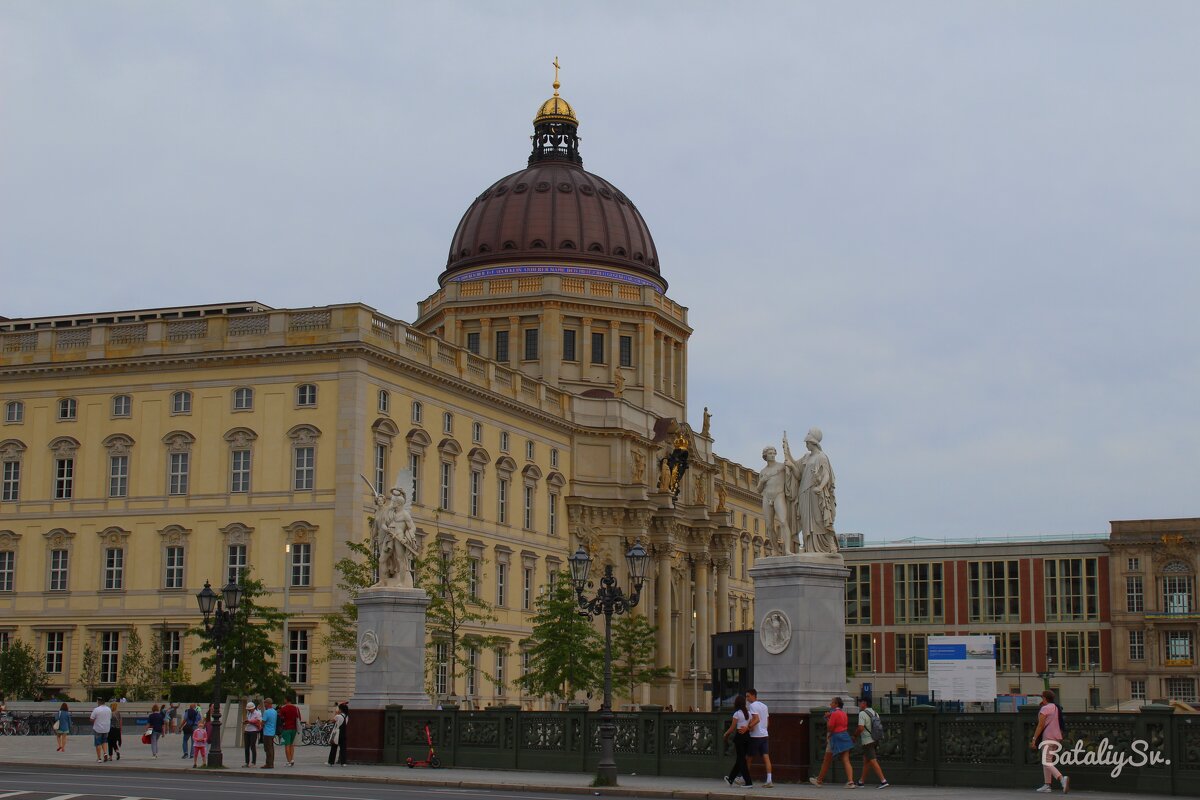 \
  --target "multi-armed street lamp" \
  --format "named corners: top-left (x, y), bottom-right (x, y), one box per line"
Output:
top-left (195, 579), bottom-right (243, 768)
top-left (568, 541), bottom-right (651, 787)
